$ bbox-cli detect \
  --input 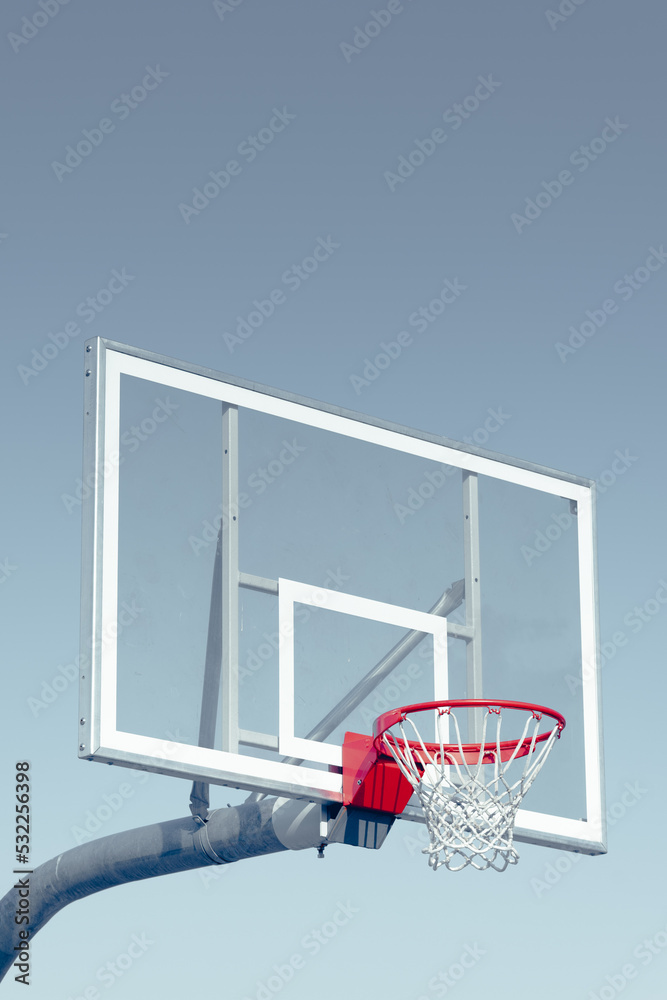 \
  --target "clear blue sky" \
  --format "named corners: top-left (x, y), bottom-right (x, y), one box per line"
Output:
top-left (2, 0), bottom-right (666, 997)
